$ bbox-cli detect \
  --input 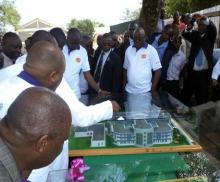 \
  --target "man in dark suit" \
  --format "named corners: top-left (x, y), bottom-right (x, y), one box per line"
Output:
top-left (93, 33), bottom-right (122, 93)
top-left (181, 16), bottom-right (217, 105)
